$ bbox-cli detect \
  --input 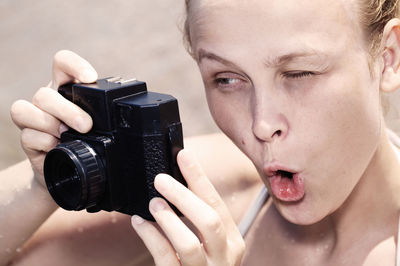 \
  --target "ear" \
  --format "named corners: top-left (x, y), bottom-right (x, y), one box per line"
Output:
top-left (381, 18), bottom-right (400, 92)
